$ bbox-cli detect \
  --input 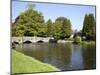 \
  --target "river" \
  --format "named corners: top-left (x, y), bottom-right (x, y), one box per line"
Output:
top-left (14, 42), bottom-right (96, 71)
